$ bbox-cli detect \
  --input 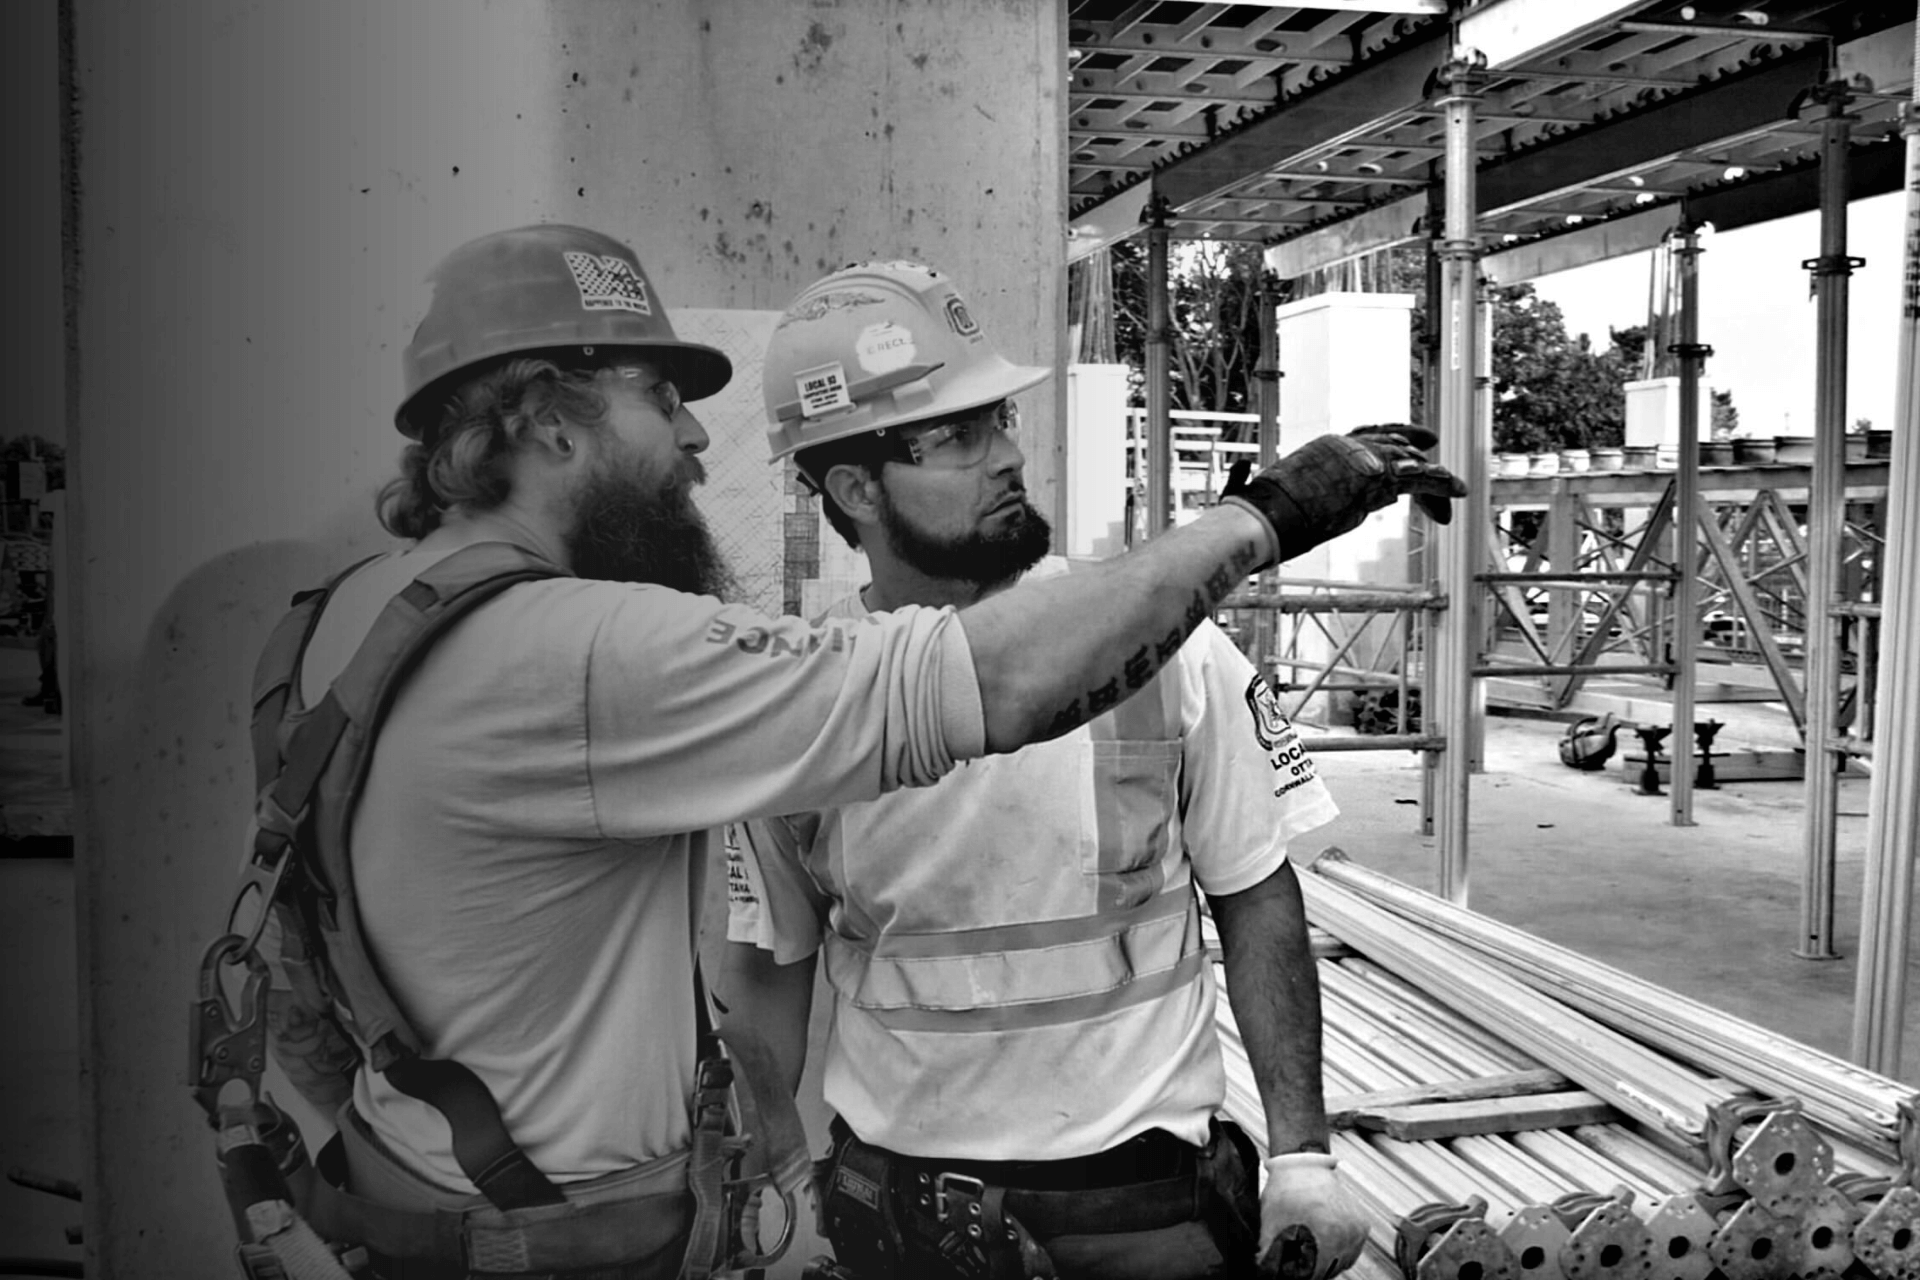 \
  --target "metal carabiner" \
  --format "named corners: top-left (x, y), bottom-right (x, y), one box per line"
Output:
top-left (225, 814), bottom-right (298, 959)
top-left (728, 1175), bottom-right (798, 1272)
top-left (189, 933), bottom-right (271, 1121)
